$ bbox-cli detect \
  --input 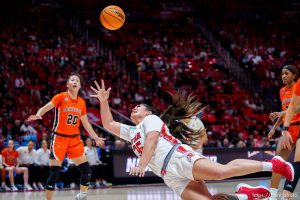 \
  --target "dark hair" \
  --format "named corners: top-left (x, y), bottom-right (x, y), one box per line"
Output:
top-left (282, 65), bottom-right (299, 81)
top-left (67, 72), bottom-right (84, 84)
top-left (141, 103), bottom-right (157, 114)
top-left (28, 140), bottom-right (35, 144)
top-left (160, 90), bottom-right (204, 145)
